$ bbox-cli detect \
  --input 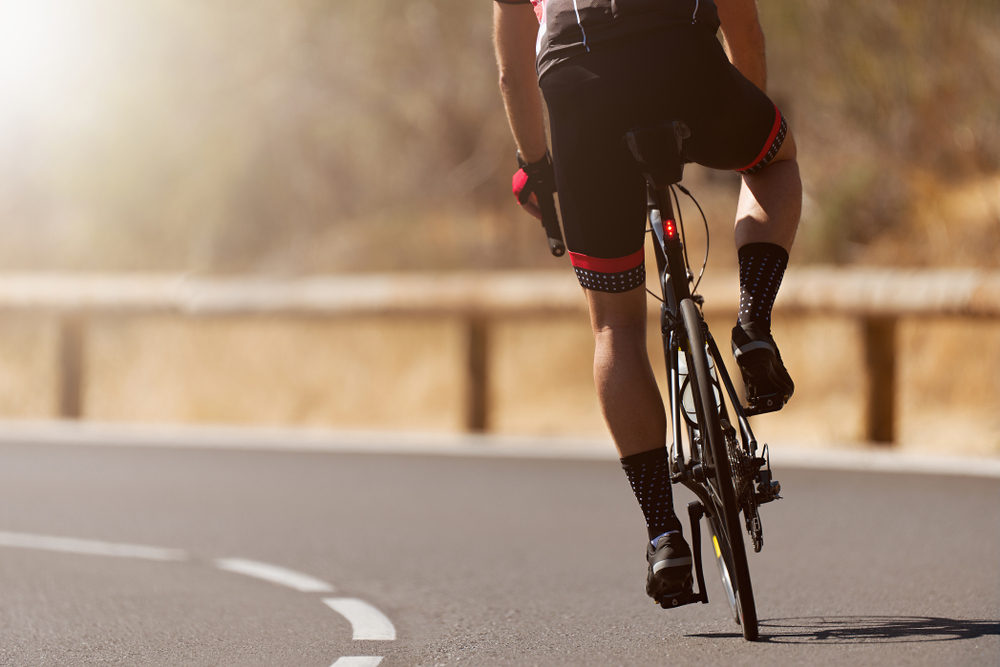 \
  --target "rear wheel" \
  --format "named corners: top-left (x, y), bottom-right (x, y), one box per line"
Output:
top-left (680, 299), bottom-right (759, 641)
top-left (704, 508), bottom-right (739, 623)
